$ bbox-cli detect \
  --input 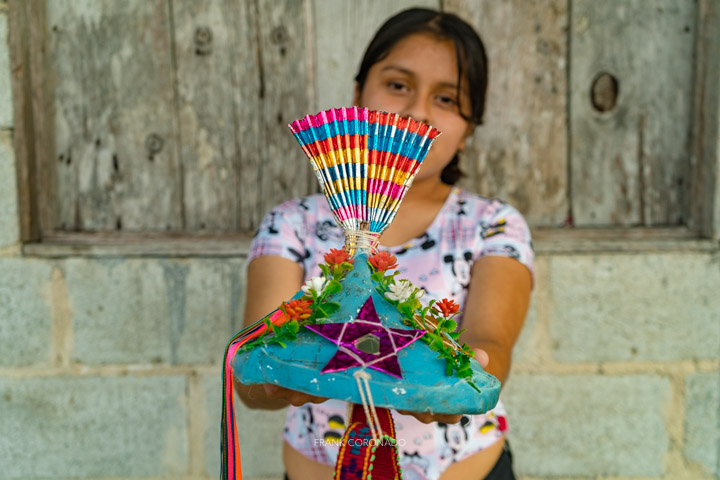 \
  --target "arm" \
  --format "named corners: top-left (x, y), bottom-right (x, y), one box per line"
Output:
top-left (234, 255), bottom-right (327, 409)
top-left (403, 256), bottom-right (530, 424)
top-left (458, 255), bottom-right (533, 385)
